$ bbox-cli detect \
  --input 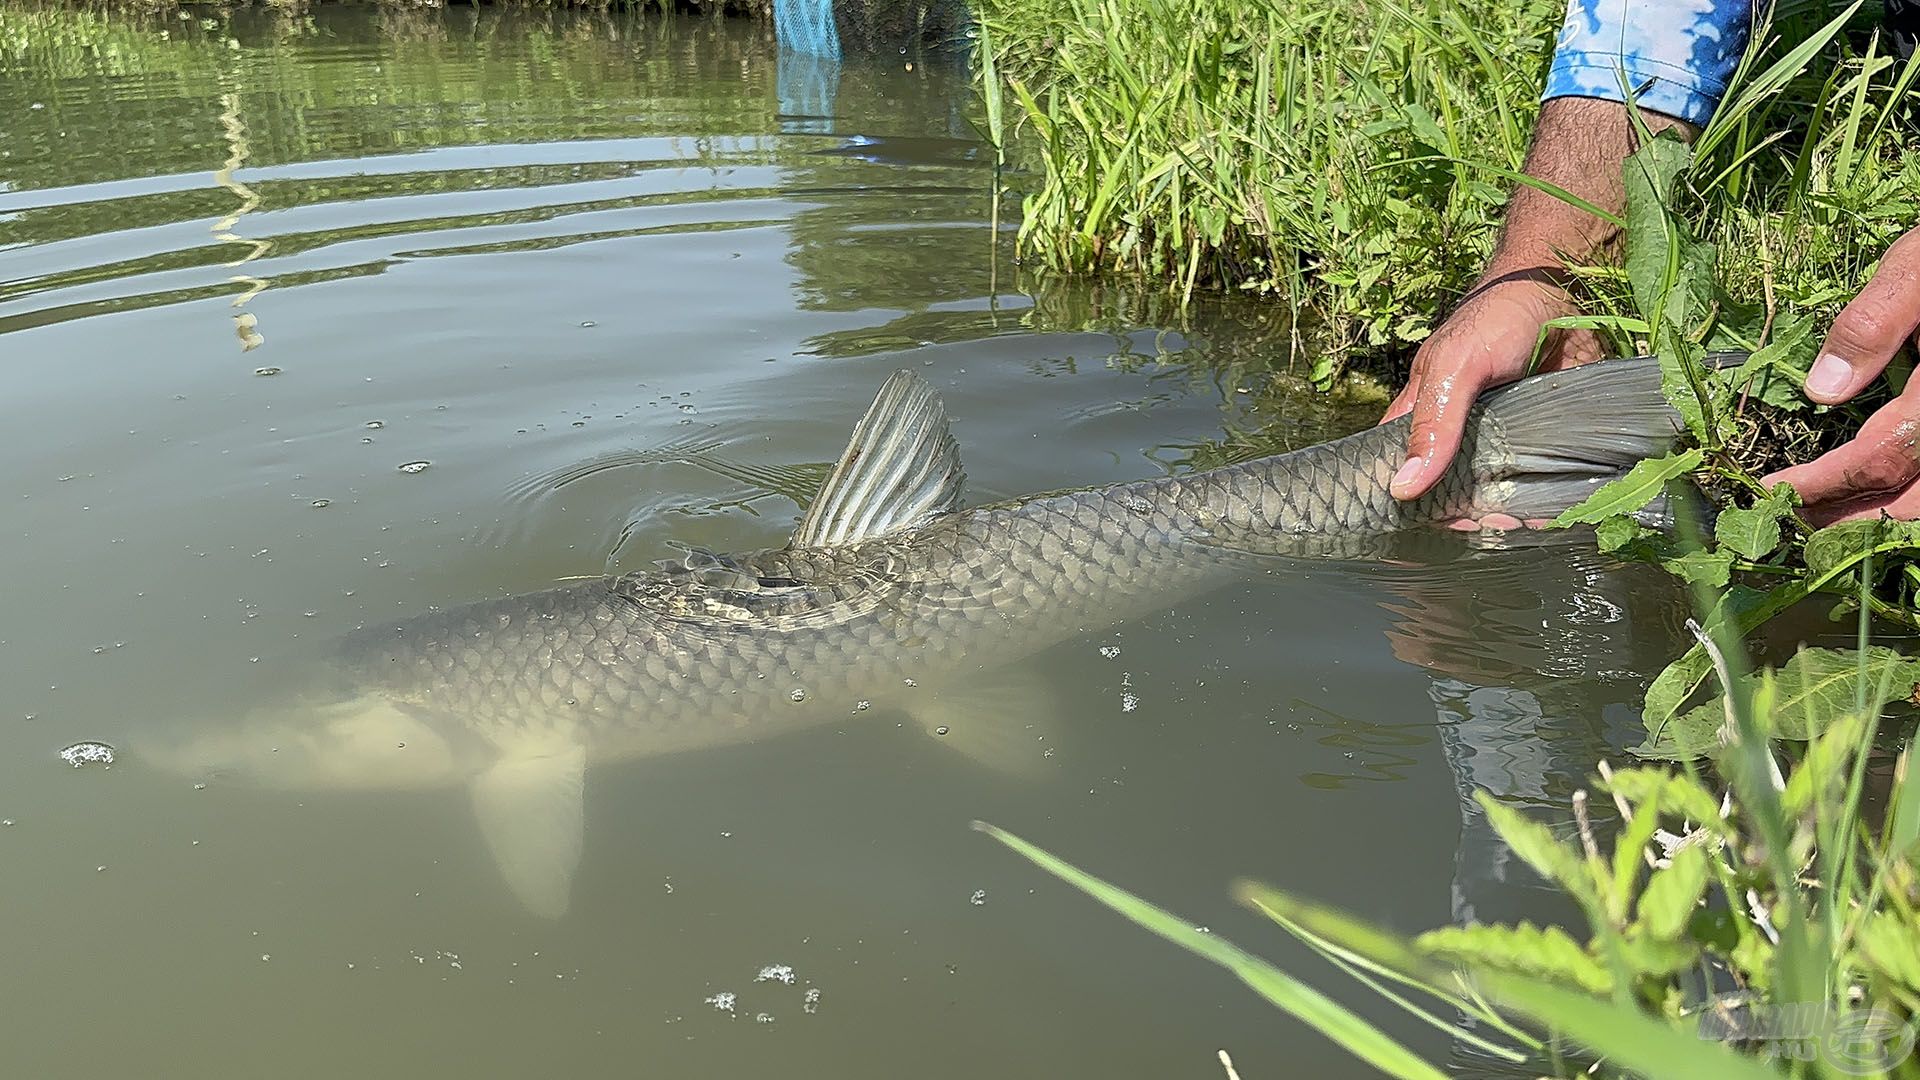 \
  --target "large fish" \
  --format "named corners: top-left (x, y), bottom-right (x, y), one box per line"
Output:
top-left (151, 357), bottom-right (1685, 916)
